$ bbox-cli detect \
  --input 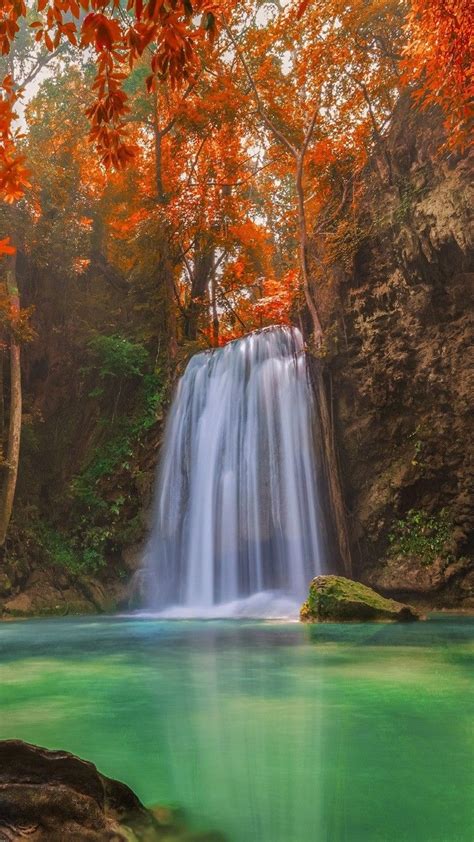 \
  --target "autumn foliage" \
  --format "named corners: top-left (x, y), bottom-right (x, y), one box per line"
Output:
top-left (0, 0), bottom-right (472, 329)
top-left (0, 74), bottom-right (30, 217)
top-left (1, 0), bottom-right (219, 188)
top-left (403, 0), bottom-right (473, 147)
